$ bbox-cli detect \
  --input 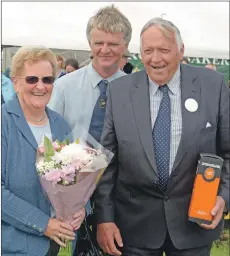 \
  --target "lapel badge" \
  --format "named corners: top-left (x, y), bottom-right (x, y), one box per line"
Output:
top-left (185, 98), bottom-right (198, 112)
